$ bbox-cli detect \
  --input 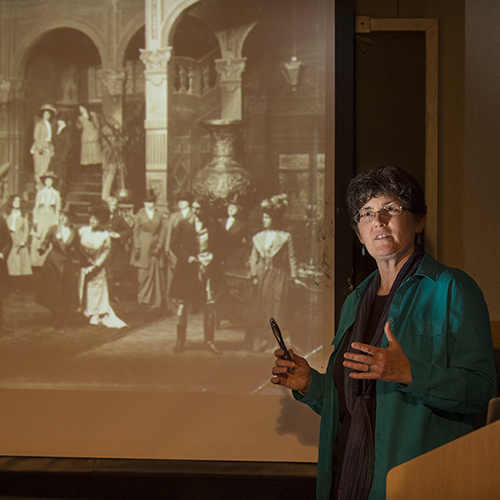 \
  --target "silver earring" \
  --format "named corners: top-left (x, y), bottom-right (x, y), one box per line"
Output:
top-left (361, 245), bottom-right (366, 256)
